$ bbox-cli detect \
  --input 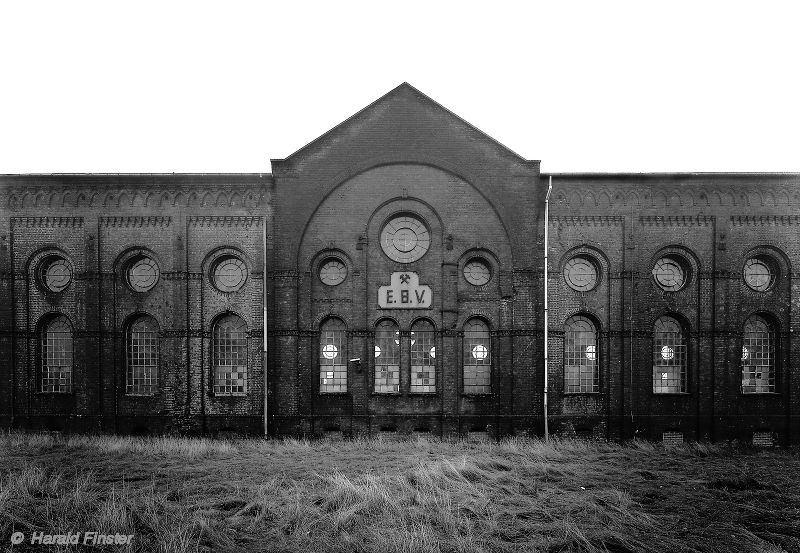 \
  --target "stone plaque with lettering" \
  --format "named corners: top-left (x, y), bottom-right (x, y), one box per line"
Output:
top-left (378, 272), bottom-right (432, 309)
